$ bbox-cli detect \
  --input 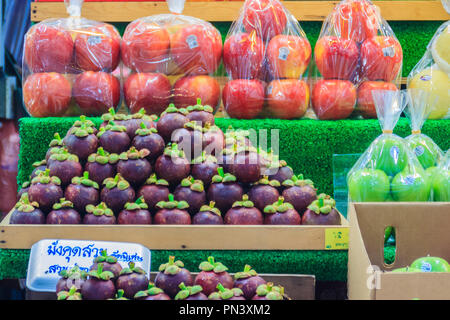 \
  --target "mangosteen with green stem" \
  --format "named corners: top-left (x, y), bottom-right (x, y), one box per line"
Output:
top-left (117, 147), bottom-right (152, 187)
top-left (57, 266), bottom-right (87, 293)
top-left (89, 250), bottom-right (122, 280)
top-left (100, 174), bottom-right (135, 215)
top-left (186, 98), bottom-right (215, 125)
top-left (252, 283), bottom-right (286, 300)
top-left (154, 143), bottom-right (191, 187)
top-left (48, 150), bottom-right (83, 187)
top-left (171, 121), bottom-right (204, 161)
top-left (268, 160), bottom-right (294, 183)
top-left (85, 147), bottom-right (119, 186)
top-left (57, 286), bottom-right (82, 300)
top-left (81, 263), bottom-right (116, 300)
top-left (122, 108), bottom-right (157, 140)
top-left (118, 196), bottom-right (152, 225)
top-left (174, 176), bottom-right (206, 215)
top-left (194, 256), bottom-right (234, 296)
top-left (191, 153), bottom-right (219, 188)
top-left (281, 174), bottom-right (317, 214)
top-left (132, 123), bottom-right (165, 162)
top-left (154, 256), bottom-right (193, 298)
top-left (175, 283), bottom-right (208, 300)
top-left (134, 283), bottom-right (171, 300)
top-left (137, 173), bottom-right (170, 213)
top-left (156, 104), bottom-right (189, 142)
top-left (193, 201), bottom-right (223, 225)
top-left (248, 176), bottom-right (280, 212)
top-left (83, 202), bottom-right (117, 225)
top-left (17, 181), bottom-right (31, 200)
top-left (30, 159), bottom-right (47, 180)
top-left (97, 121), bottom-right (131, 155)
top-left (28, 169), bottom-right (63, 213)
top-left (115, 262), bottom-right (149, 299)
top-left (302, 194), bottom-right (341, 225)
top-left (46, 198), bottom-right (81, 224)
top-left (99, 107), bottom-right (128, 129)
top-left (206, 167), bottom-right (243, 214)
top-left (228, 145), bottom-right (261, 184)
top-left (63, 124), bottom-right (98, 162)
top-left (208, 284), bottom-right (245, 301)
top-left (10, 193), bottom-right (45, 224)
top-left (154, 194), bottom-right (191, 225)
top-left (224, 194), bottom-right (263, 225)
top-left (263, 196), bottom-right (301, 225)
top-left (64, 172), bottom-right (99, 214)
top-left (45, 133), bottom-right (64, 162)
top-left (233, 265), bottom-right (267, 300)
